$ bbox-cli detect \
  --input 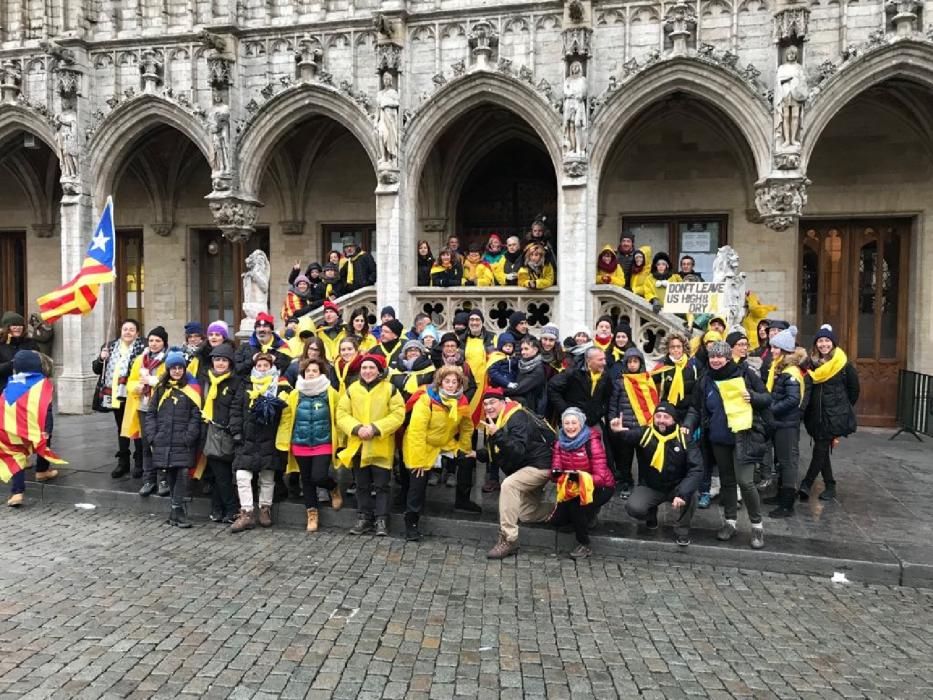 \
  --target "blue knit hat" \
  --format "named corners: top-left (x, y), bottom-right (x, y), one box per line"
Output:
top-left (12, 350), bottom-right (42, 374)
top-left (184, 321), bottom-right (204, 337)
top-left (165, 349), bottom-right (186, 369)
top-left (813, 323), bottom-right (837, 346)
top-left (497, 332), bottom-right (516, 351)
